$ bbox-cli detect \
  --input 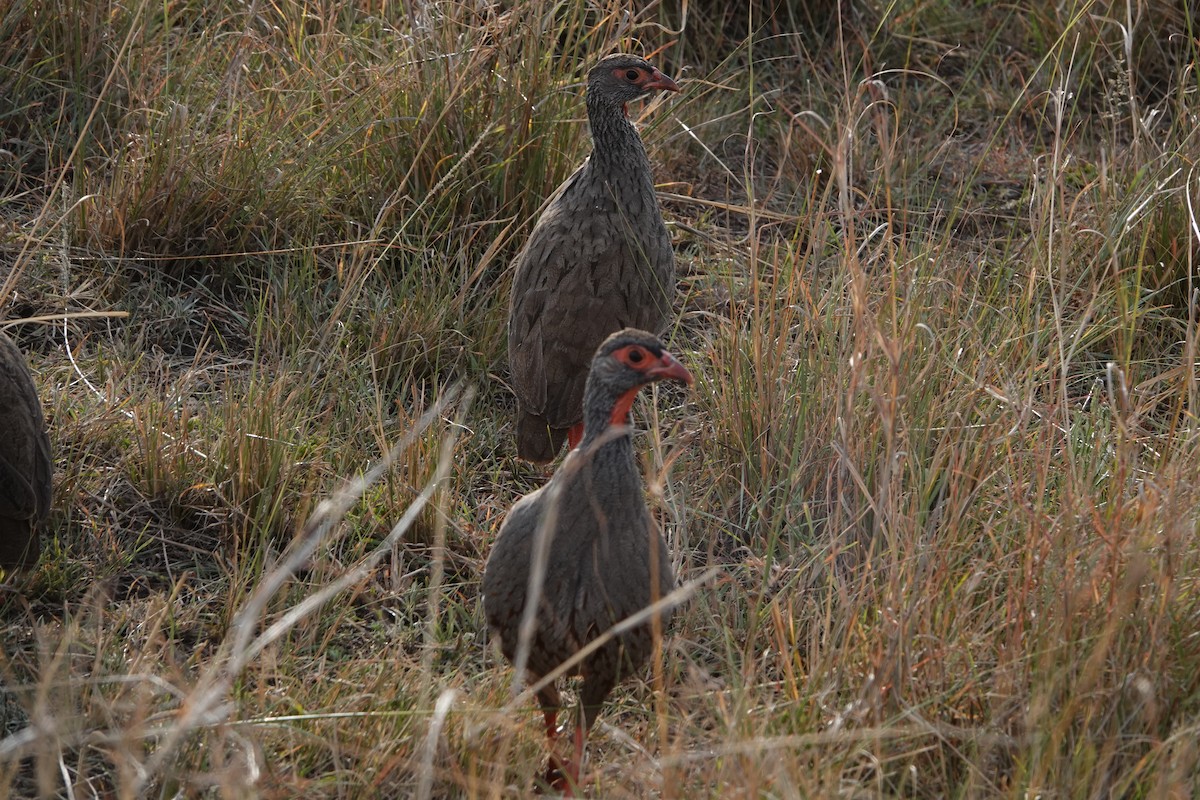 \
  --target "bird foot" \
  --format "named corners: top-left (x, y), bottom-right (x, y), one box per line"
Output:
top-left (538, 755), bottom-right (578, 796)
